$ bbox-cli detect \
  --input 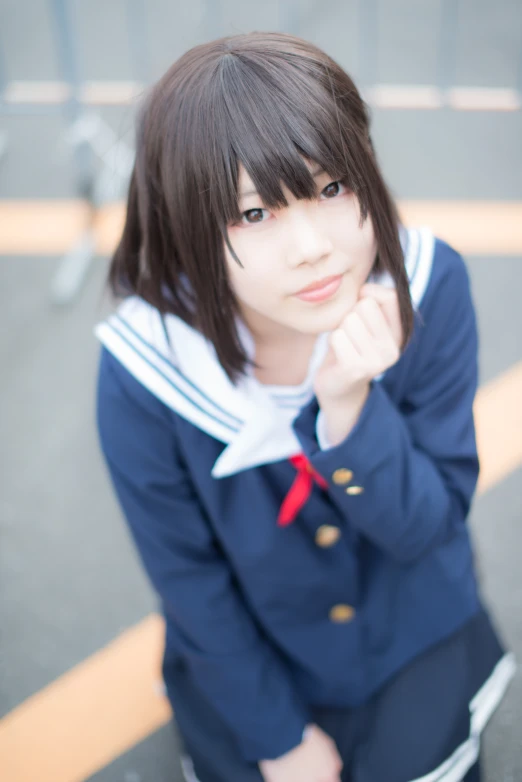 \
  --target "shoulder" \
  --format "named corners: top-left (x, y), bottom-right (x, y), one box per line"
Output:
top-left (96, 344), bottom-right (174, 437)
top-left (377, 227), bottom-right (473, 319)
top-left (413, 230), bottom-right (474, 319)
top-left (95, 342), bottom-right (192, 488)
top-left (398, 231), bottom-right (479, 397)
top-left (95, 294), bottom-right (178, 421)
